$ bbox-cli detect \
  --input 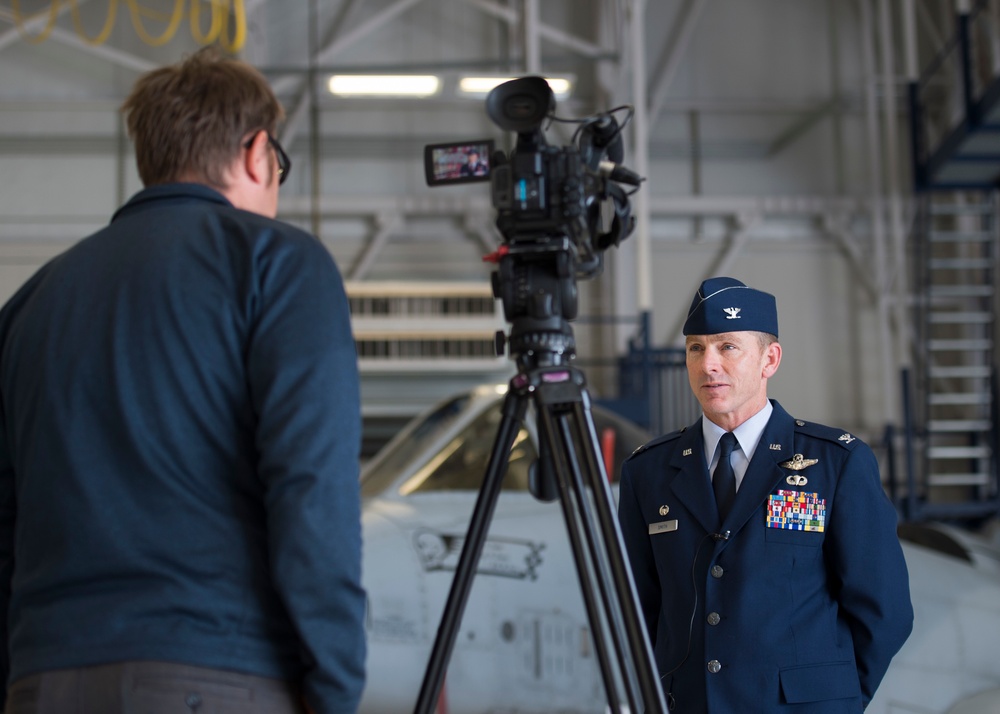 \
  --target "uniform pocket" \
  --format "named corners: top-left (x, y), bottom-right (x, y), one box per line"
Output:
top-left (764, 525), bottom-right (824, 546)
top-left (779, 660), bottom-right (861, 703)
